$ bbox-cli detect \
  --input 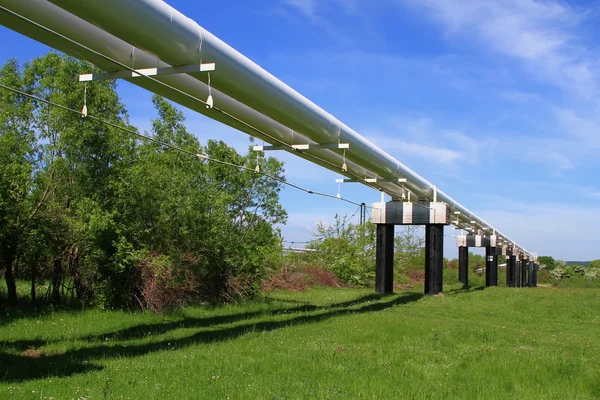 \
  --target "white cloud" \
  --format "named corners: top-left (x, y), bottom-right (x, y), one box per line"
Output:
top-left (361, 116), bottom-right (500, 168)
top-left (553, 107), bottom-right (600, 150)
top-left (479, 202), bottom-right (600, 260)
top-left (366, 134), bottom-right (463, 164)
top-left (283, 0), bottom-right (360, 18)
top-left (398, 0), bottom-right (599, 98)
top-left (283, 0), bottom-right (318, 19)
top-left (497, 90), bottom-right (541, 104)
